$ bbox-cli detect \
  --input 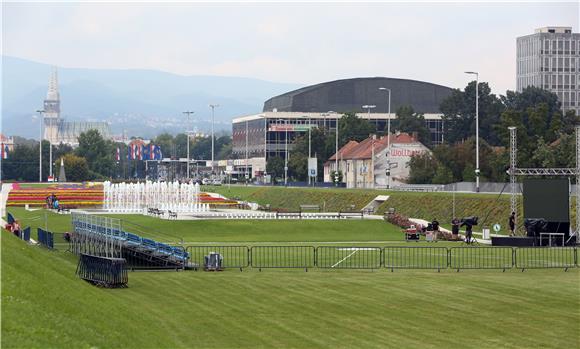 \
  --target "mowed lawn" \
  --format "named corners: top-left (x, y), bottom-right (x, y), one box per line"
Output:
top-left (7, 208), bottom-right (405, 244)
top-left (2, 231), bottom-right (579, 349)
